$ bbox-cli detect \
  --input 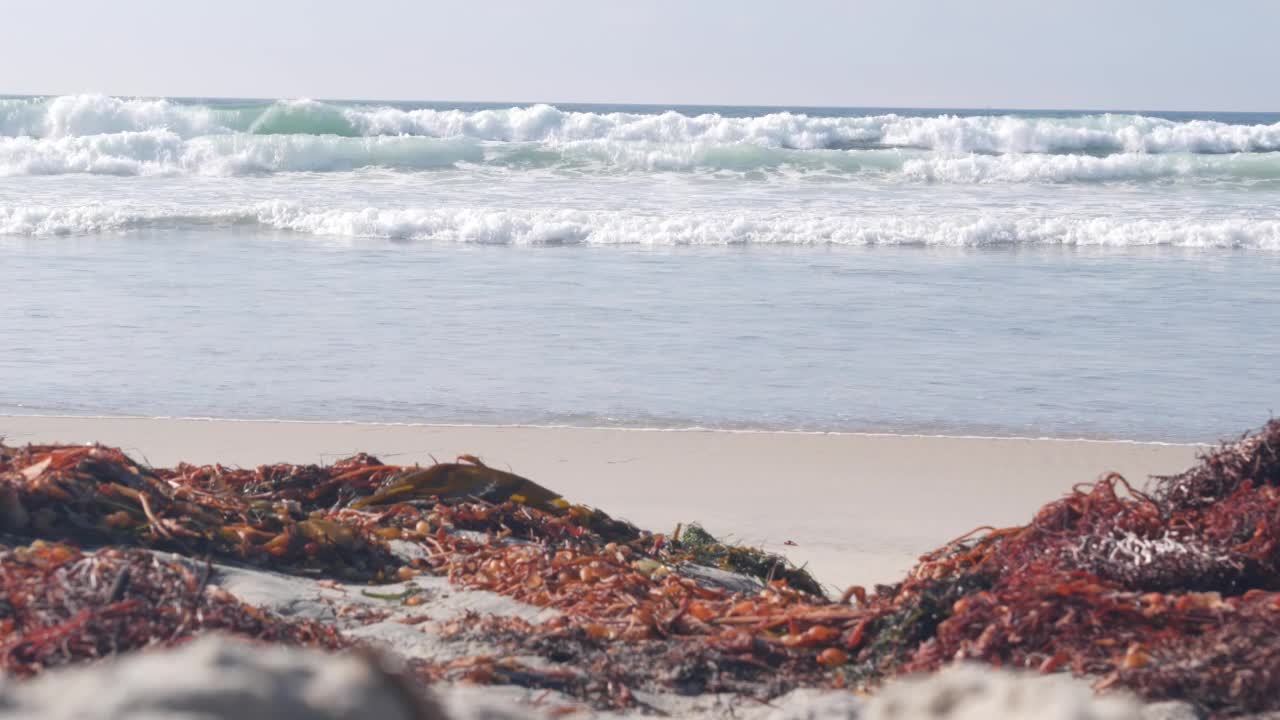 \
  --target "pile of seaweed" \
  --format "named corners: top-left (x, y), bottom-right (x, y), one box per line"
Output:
top-left (2, 421), bottom-right (1280, 717)
top-left (418, 421), bottom-right (1280, 715)
top-left (0, 439), bottom-right (827, 696)
top-left (0, 540), bottom-right (345, 676)
top-left (852, 419), bottom-right (1280, 715)
top-left (673, 522), bottom-right (826, 596)
top-left (0, 444), bottom-right (401, 580)
top-left (382, 420), bottom-right (1280, 716)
